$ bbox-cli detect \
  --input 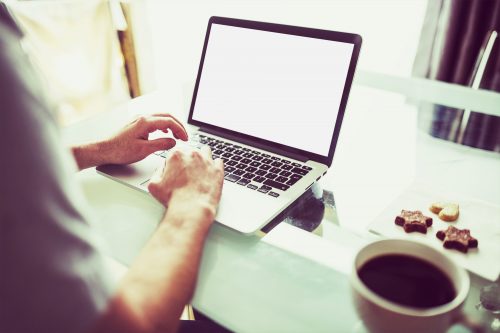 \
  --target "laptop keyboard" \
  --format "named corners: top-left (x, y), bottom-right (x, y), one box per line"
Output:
top-left (154, 133), bottom-right (313, 198)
